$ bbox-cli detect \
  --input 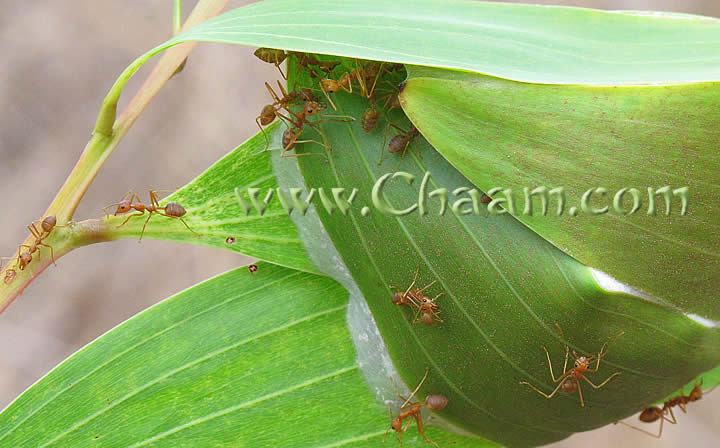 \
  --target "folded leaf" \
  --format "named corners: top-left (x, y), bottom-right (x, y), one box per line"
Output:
top-left (286, 79), bottom-right (720, 447)
top-left (400, 66), bottom-right (720, 319)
